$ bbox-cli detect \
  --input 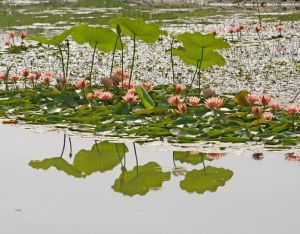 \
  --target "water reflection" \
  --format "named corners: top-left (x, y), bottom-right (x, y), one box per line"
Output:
top-left (28, 134), bottom-right (237, 197)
